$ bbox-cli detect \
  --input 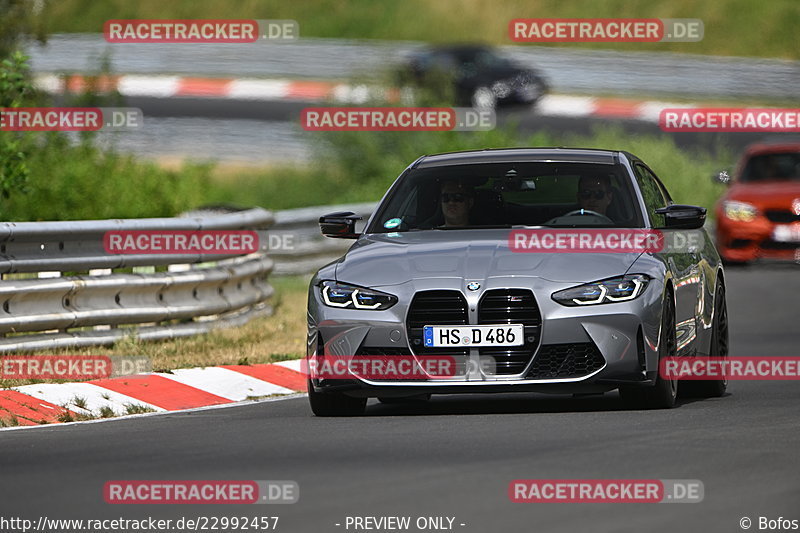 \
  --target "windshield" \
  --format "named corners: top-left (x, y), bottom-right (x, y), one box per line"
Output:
top-left (741, 152), bottom-right (800, 182)
top-left (368, 162), bottom-right (644, 233)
